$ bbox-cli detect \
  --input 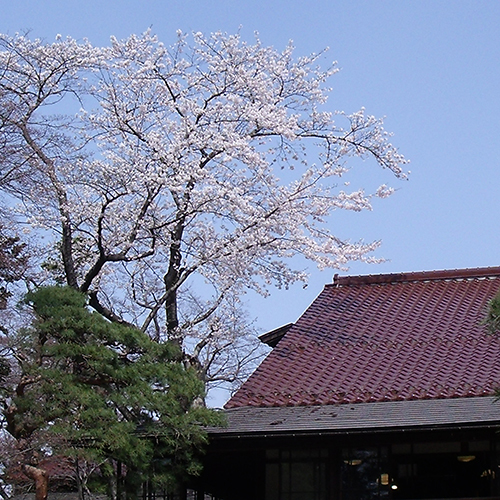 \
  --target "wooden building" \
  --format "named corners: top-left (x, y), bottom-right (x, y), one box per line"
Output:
top-left (197, 267), bottom-right (500, 500)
